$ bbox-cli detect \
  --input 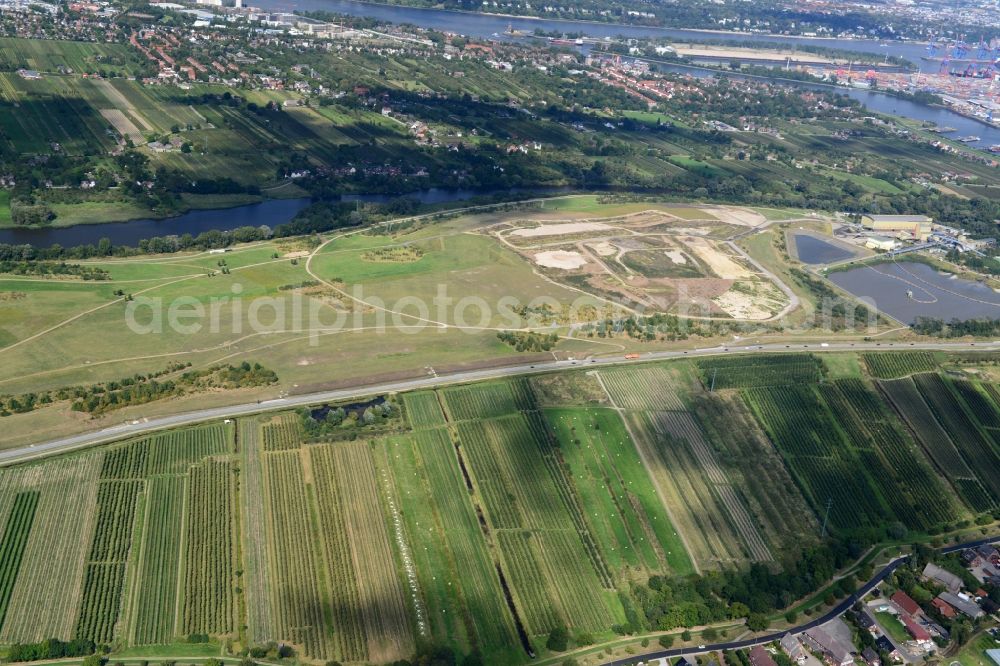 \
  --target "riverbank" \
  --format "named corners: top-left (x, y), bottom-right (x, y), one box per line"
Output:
top-left (272, 0), bottom-right (910, 43)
